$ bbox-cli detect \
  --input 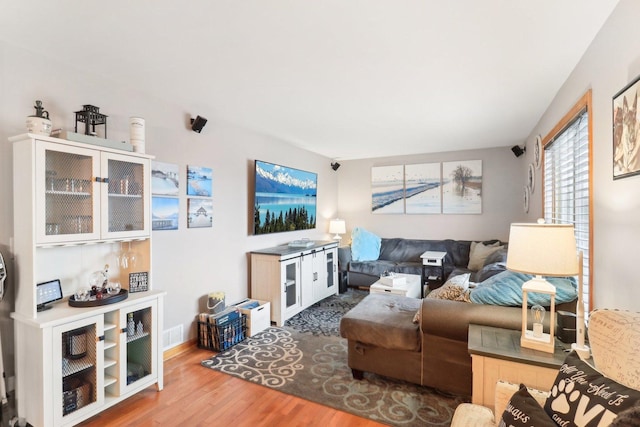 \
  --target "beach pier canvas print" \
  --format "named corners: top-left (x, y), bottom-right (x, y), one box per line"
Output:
top-left (188, 198), bottom-right (213, 228)
top-left (442, 160), bottom-right (482, 214)
top-left (372, 165), bottom-right (404, 213)
top-left (187, 165), bottom-right (212, 197)
top-left (405, 163), bottom-right (441, 214)
top-left (152, 197), bottom-right (179, 230)
top-left (253, 160), bottom-right (317, 234)
top-left (151, 161), bottom-right (179, 196)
